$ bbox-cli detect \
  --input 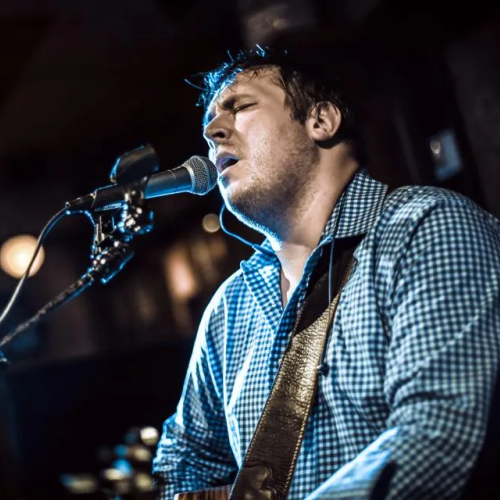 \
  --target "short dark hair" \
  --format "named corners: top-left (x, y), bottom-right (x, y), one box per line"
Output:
top-left (199, 46), bottom-right (367, 164)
